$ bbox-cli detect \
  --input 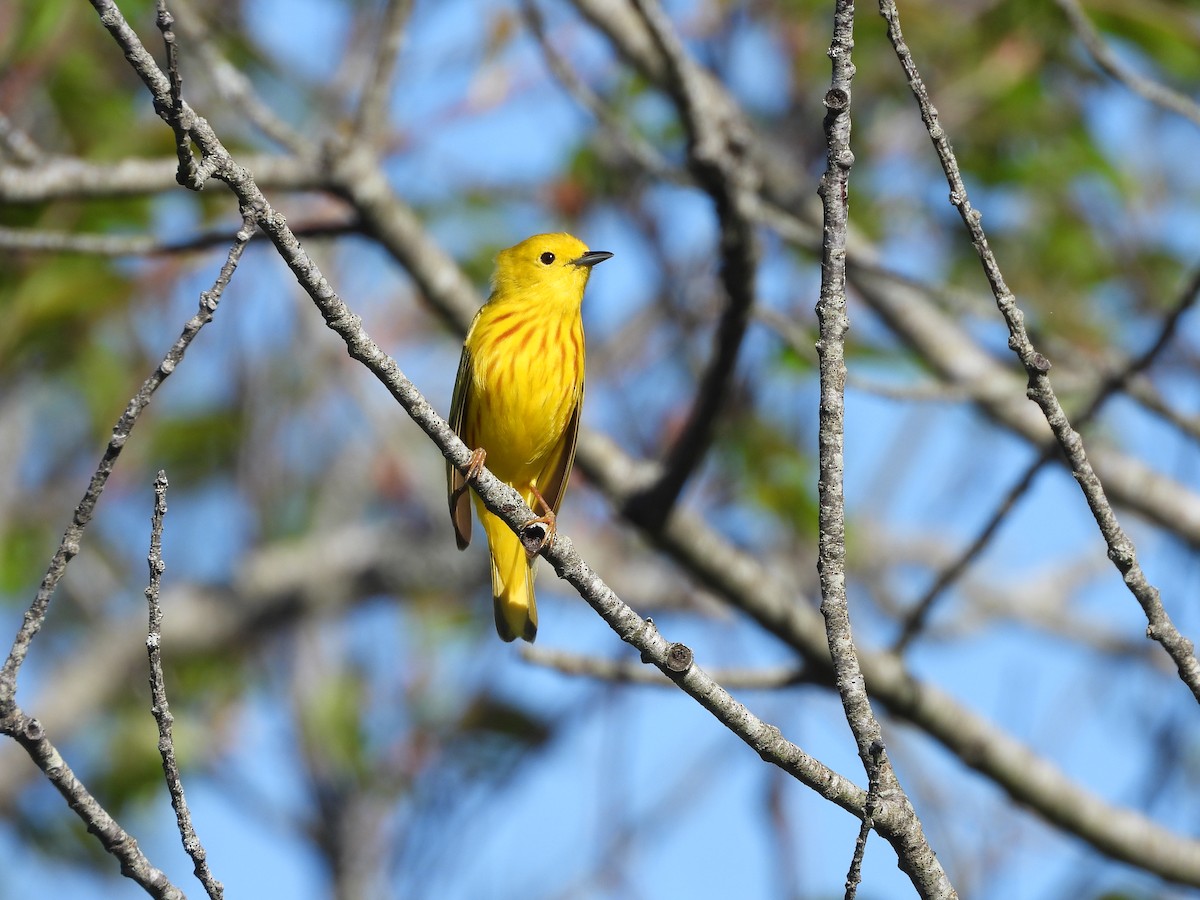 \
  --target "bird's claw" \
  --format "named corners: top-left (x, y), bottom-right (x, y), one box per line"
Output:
top-left (451, 448), bottom-right (487, 507)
